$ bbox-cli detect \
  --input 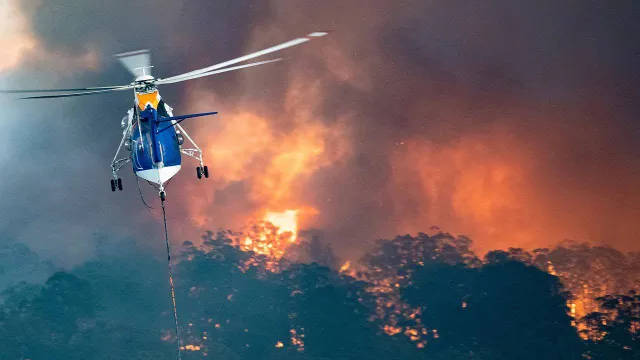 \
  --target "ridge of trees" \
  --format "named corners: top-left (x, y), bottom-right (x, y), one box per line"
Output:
top-left (0, 231), bottom-right (637, 359)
